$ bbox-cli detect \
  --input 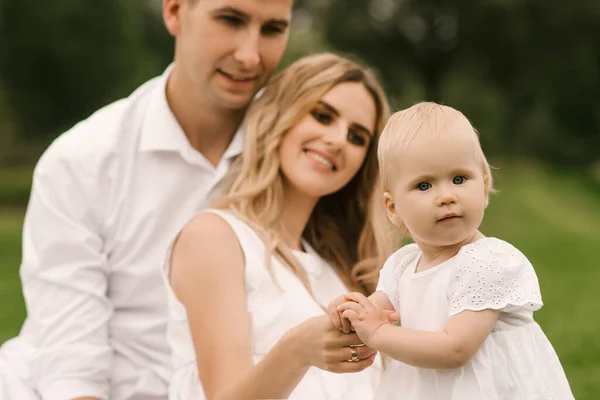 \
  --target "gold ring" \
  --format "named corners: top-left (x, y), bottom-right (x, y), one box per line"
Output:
top-left (348, 346), bottom-right (359, 362)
